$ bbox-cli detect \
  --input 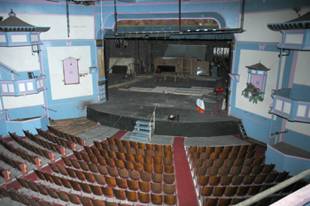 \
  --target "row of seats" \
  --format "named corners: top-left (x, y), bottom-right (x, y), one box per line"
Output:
top-left (34, 170), bottom-right (177, 205)
top-left (36, 129), bottom-right (76, 150)
top-left (9, 133), bottom-right (54, 161)
top-left (50, 163), bottom-right (176, 193)
top-left (199, 184), bottom-right (278, 197)
top-left (47, 126), bottom-right (86, 146)
top-left (24, 130), bottom-right (65, 156)
top-left (61, 158), bottom-right (175, 185)
top-left (187, 145), bottom-right (281, 206)
top-left (95, 138), bottom-right (173, 157)
top-left (86, 144), bottom-right (173, 163)
top-left (0, 139), bottom-right (40, 166)
top-left (0, 152), bottom-right (27, 174)
top-left (188, 144), bottom-right (257, 161)
top-left (196, 171), bottom-right (289, 187)
top-left (200, 195), bottom-right (284, 206)
top-left (72, 150), bottom-right (174, 175)
top-left (192, 156), bottom-right (265, 172)
top-left (0, 187), bottom-right (54, 206)
top-left (188, 144), bottom-right (308, 206)
top-left (195, 162), bottom-right (275, 177)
